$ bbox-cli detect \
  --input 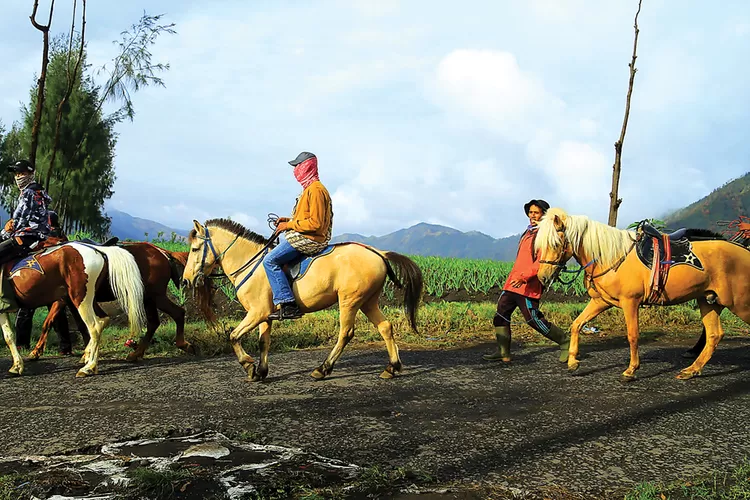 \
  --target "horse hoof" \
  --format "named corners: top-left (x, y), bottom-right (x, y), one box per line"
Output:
top-left (311, 368), bottom-right (327, 380)
top-left (27, 352), bottom-right (41, 362)
top-left (620, 373), bottom-right (636, 383)
top-left (179, 342), bottom-right (198, 356)
top-left (8, 367), bottom-right (22, 376)
top-left (676, 370), bottom-right (698, 380)
top-left (76, 369), bottom-right (90, 378)
top-left (125, 352), bottom-right (142, 363)
top-left (568, 361), bottom-right (580, 373)
top-left (379, 369), bottom-right (395, 379)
